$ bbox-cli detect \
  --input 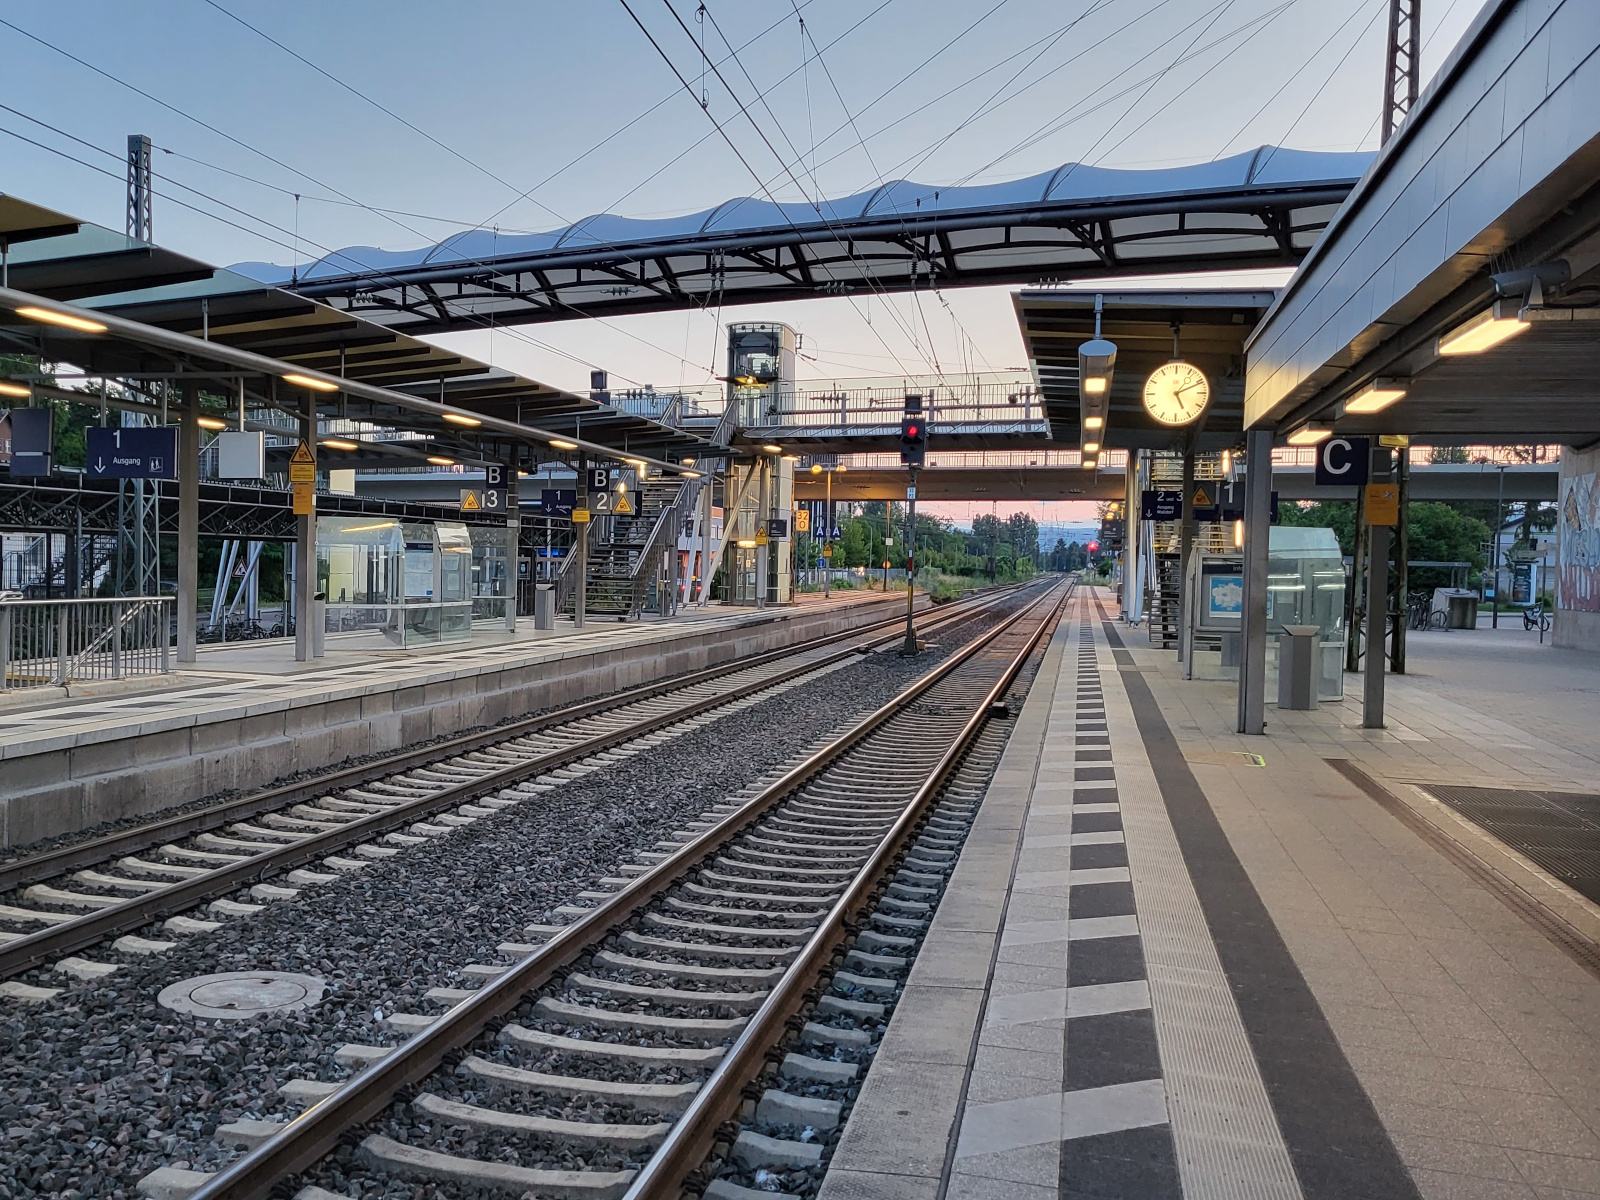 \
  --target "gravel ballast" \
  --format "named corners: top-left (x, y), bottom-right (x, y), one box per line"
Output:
top-left (0, 601), bottom-right (1019, 1200)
